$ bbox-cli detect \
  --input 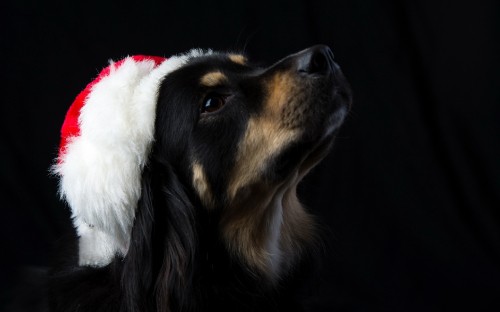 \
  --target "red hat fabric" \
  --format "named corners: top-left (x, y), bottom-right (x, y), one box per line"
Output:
top-left (54, 50), bottom-right (211, 267)
top-left (58, 55), bottom-right (166, 158)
